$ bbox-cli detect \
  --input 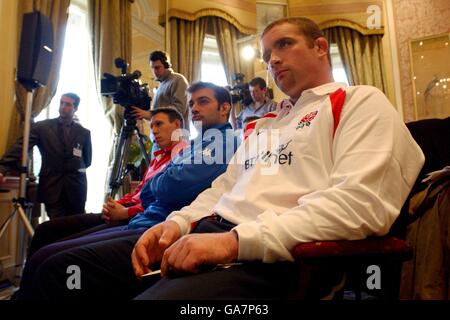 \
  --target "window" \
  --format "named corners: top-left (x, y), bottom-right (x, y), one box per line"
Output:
top-left (34, 0), bottom-right (111, 214)
top-left (200, 35), bottom-right (228, 86)
top-left (330, 43), bottom-right (350, 85)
